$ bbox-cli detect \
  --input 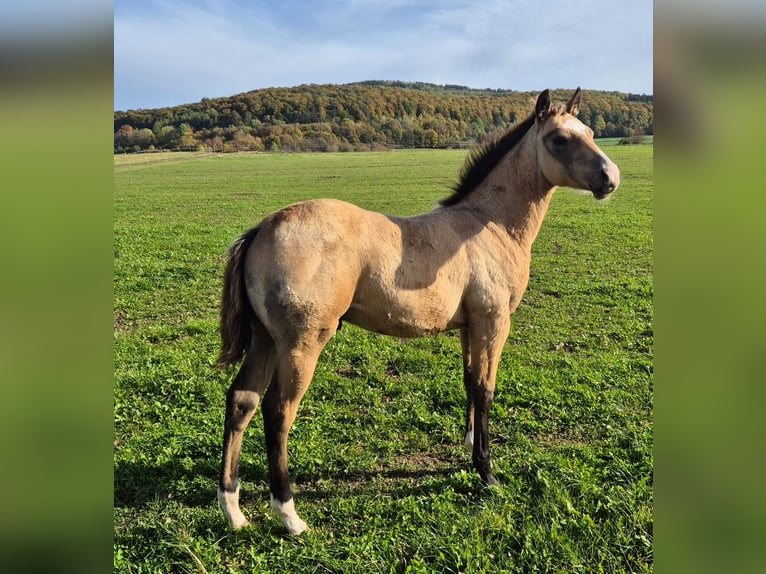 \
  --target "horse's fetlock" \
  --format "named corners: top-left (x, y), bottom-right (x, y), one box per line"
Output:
top-left (270, 495), bottom-right (310, 535)
top-left (218, 486), bottom-right (250, 529)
